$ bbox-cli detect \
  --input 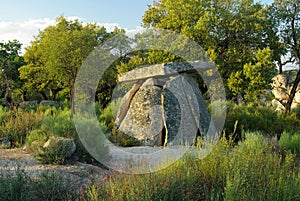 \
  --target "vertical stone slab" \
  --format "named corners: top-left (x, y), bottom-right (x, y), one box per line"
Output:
top-left (163, 75), bottom-right (211, 146)
top-left (115, 80), bottom-right (145, 128)
top-left (118, 78), bottom-right (164, 146)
